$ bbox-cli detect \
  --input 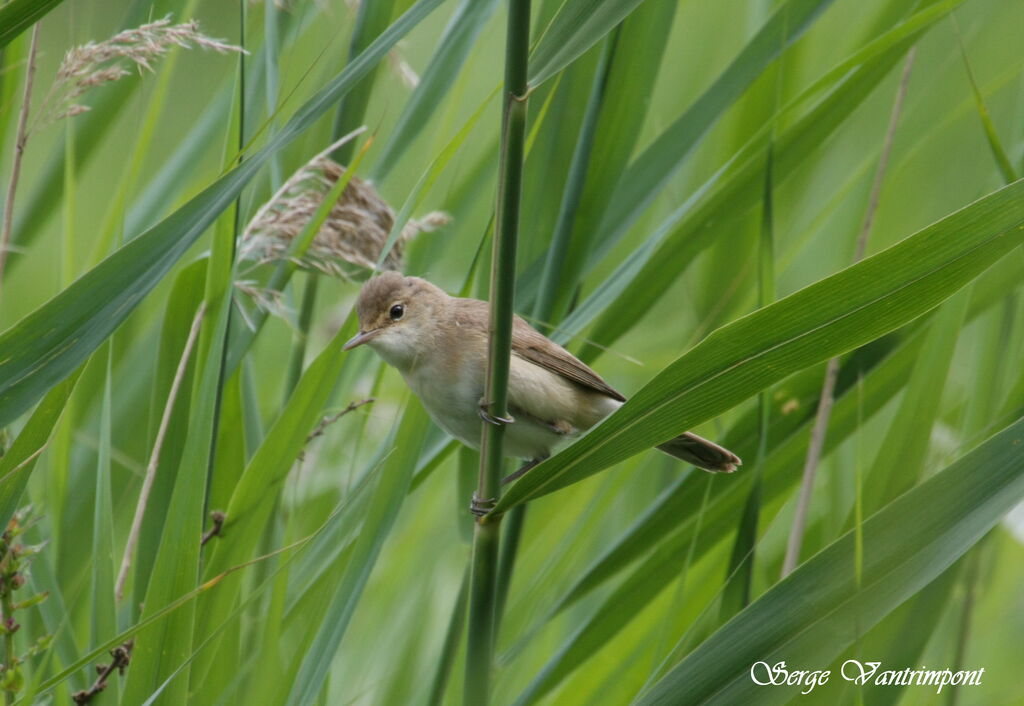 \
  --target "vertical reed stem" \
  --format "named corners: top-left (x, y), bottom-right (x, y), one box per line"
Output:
top-left (0, 25), bottom-right (40, 306)
top-left (781, 49), bottom-right (915, 577)
top-left (465, 1), bottom-right (530, 703)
